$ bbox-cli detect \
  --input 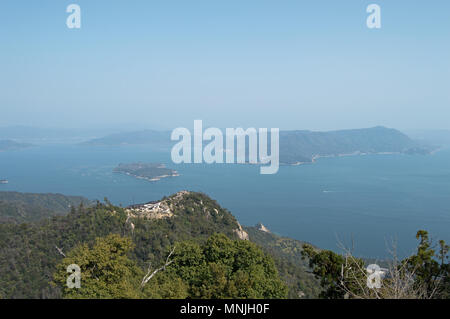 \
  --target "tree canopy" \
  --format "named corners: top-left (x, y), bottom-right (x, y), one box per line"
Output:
top-left (302, 230), bottom-right (449, 299)
top-left (53, 233), bottom-right (288, 299)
